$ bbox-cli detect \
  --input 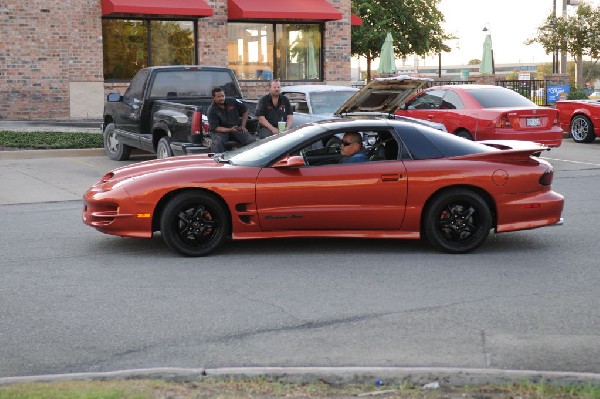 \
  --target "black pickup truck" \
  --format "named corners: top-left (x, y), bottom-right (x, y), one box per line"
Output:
top-left (102, 65), bottom-right (257, 160)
